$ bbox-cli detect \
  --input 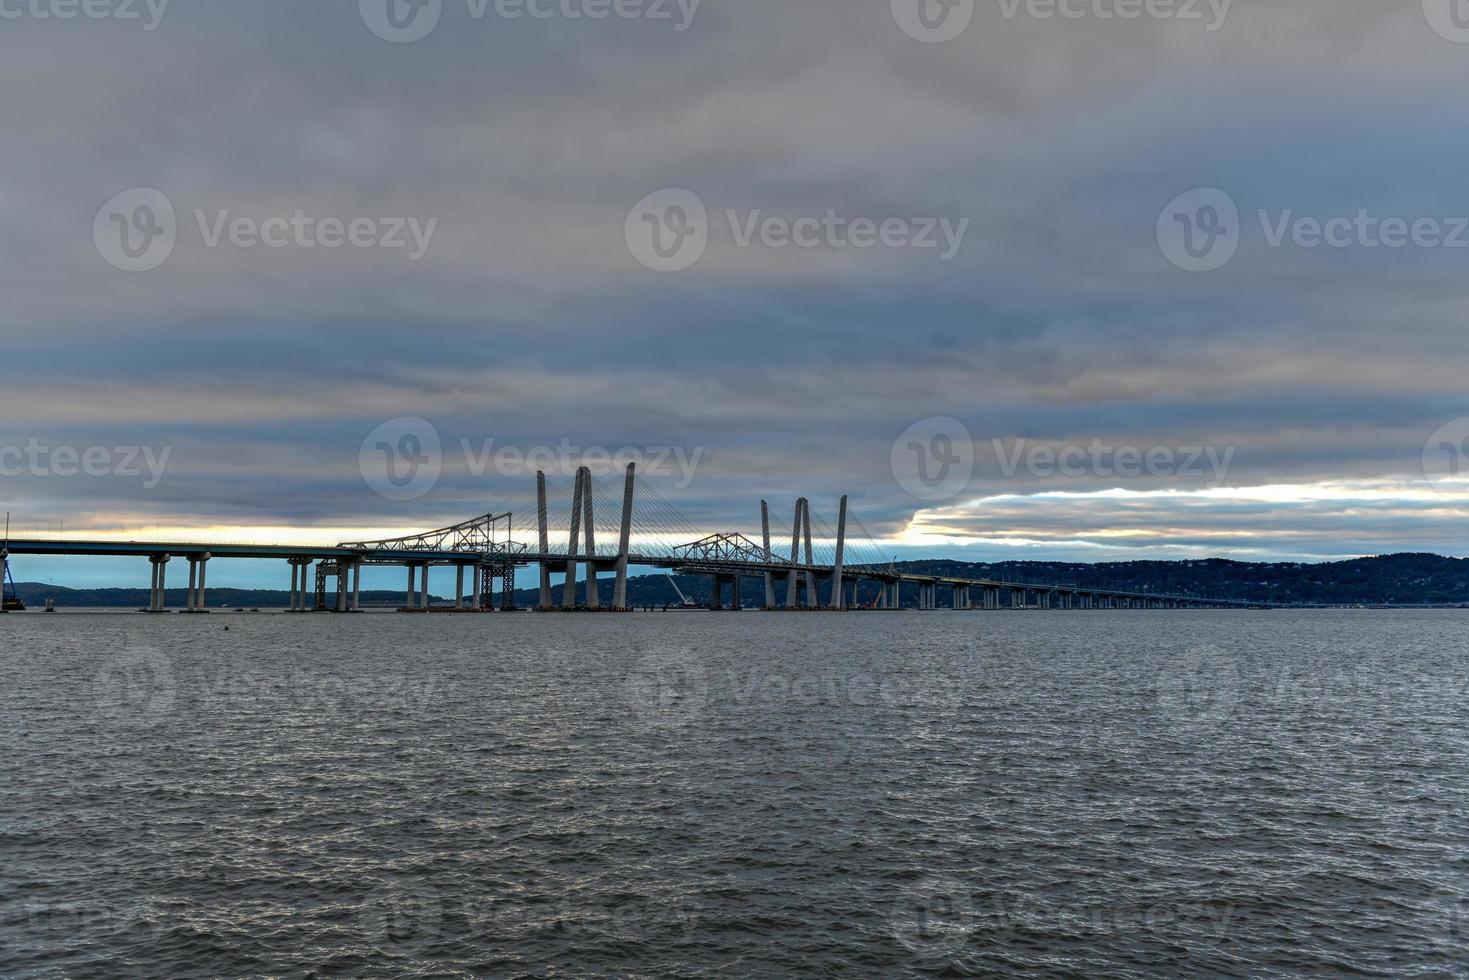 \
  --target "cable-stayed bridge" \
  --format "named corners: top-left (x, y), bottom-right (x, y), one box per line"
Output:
top-left (0, 465), bottom-right (1261, 613)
